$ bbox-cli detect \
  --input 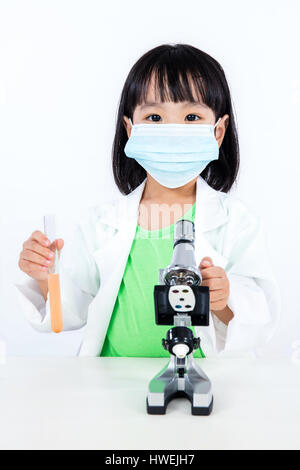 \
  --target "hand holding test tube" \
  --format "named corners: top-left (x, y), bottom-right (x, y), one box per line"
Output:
top-left (43, 214), bottom-right (63, 333)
